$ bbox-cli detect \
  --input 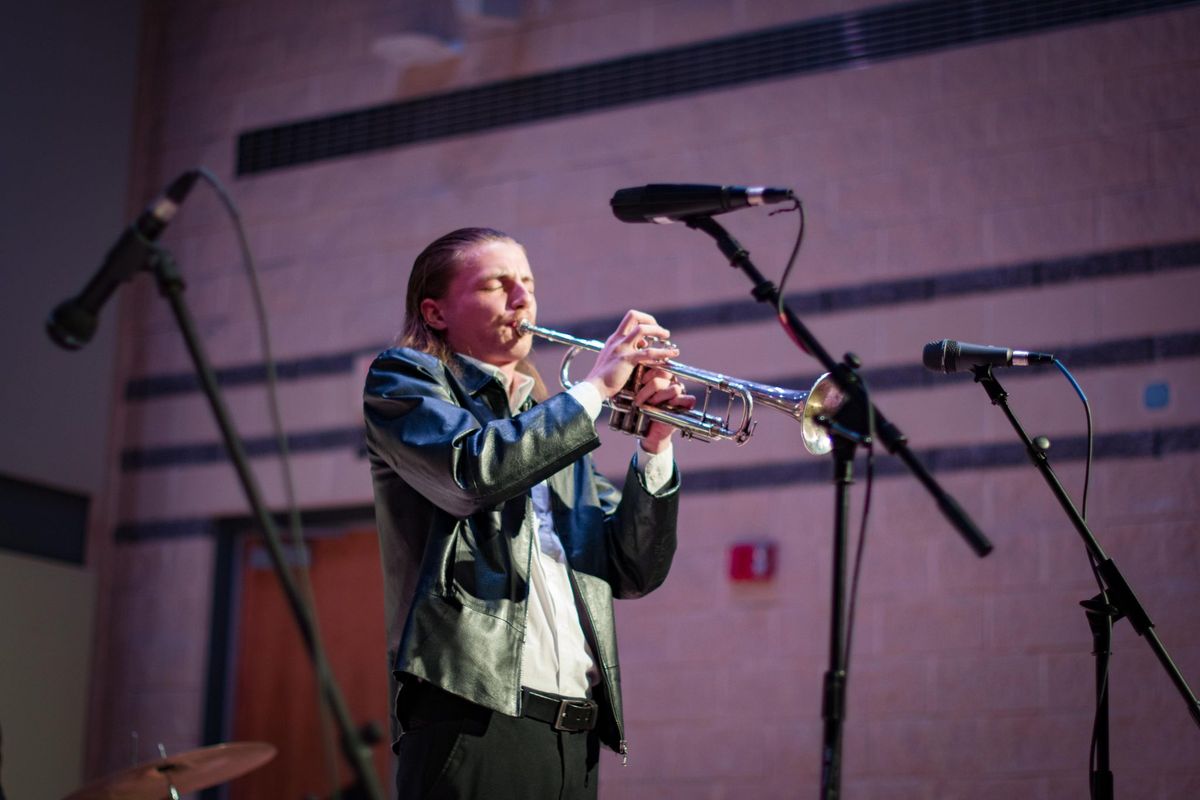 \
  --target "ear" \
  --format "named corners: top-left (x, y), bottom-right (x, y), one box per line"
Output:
top-left (420, 298), bottom-right (447, 331)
